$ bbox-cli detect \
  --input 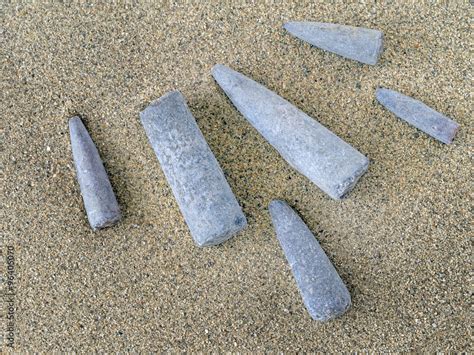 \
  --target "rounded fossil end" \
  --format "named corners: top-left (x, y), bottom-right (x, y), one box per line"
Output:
top-left (307, 291), bottom-right (352, 322)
